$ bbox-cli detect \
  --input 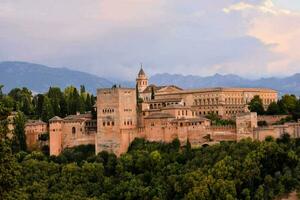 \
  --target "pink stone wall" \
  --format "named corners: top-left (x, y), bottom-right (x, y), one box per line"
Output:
top-left (49, 121), bottom-right (63, 156)
top-left (25, 123), bottom-right (48, 149)
top-left (258, 115), bottom-right (289, 125)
